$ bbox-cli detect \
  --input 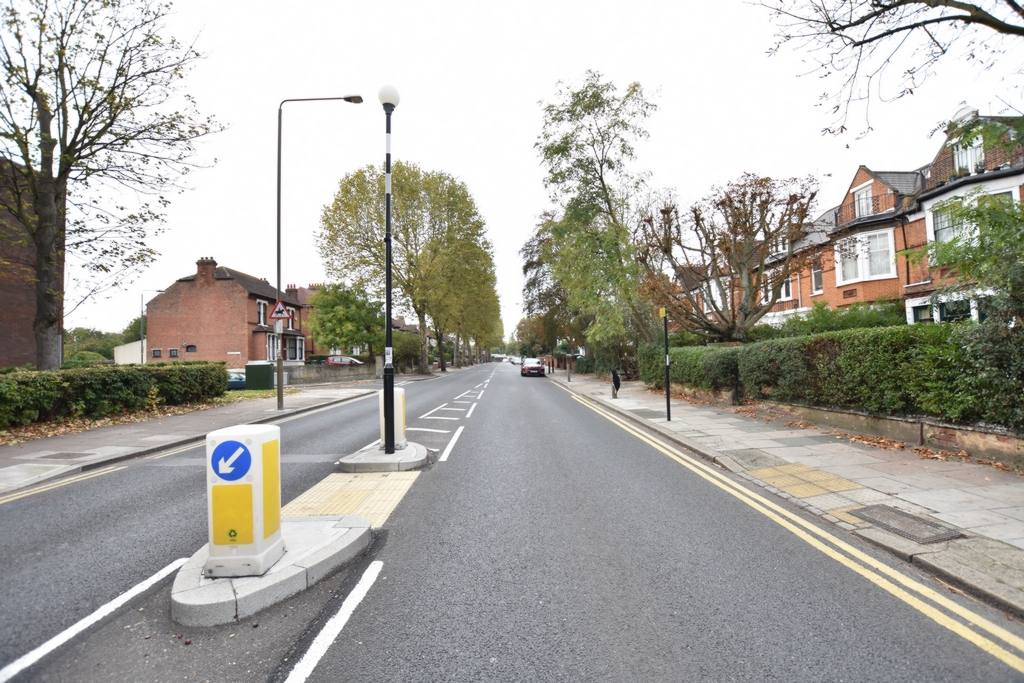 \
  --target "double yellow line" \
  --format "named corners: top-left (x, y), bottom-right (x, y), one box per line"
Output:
top-left (563, 388), bottom-right (1024, 673)
top-left (0, 466), bottom-right (128, 506)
